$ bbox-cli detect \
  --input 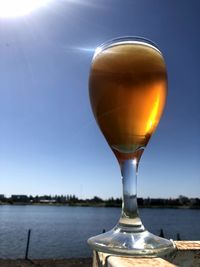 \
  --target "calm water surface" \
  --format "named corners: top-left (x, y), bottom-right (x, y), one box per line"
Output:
top-left (0, 205), bottom-right (199, 258)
